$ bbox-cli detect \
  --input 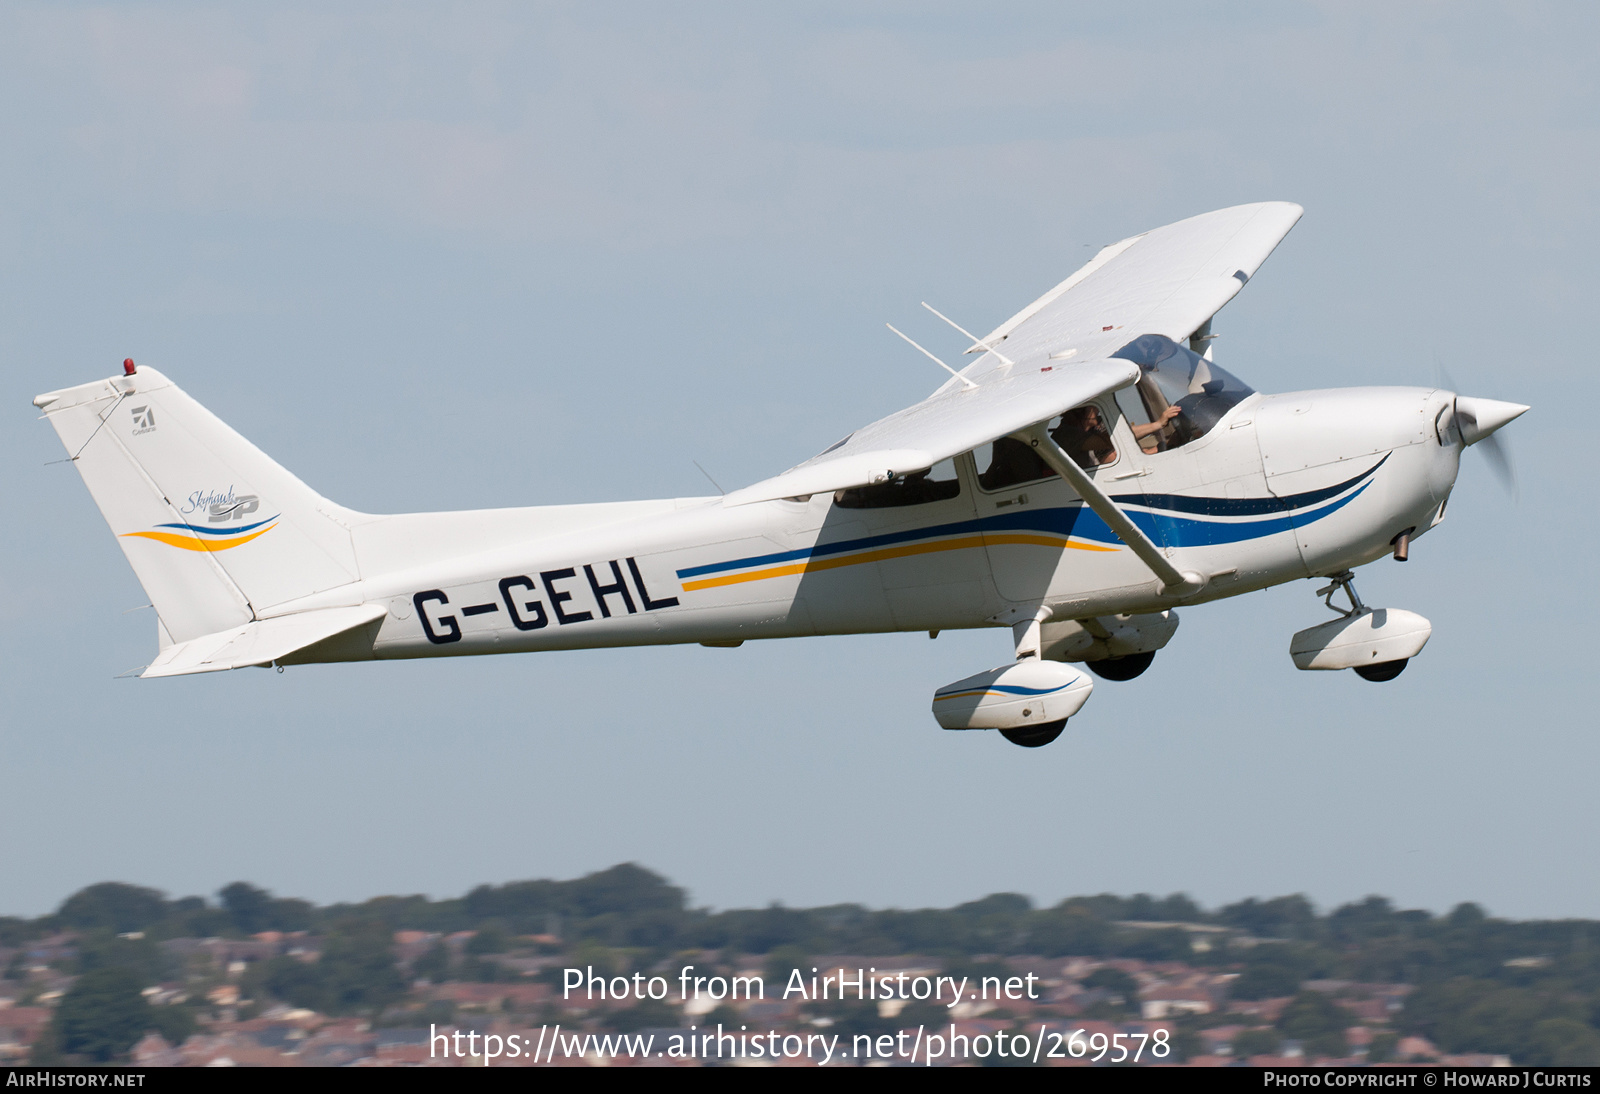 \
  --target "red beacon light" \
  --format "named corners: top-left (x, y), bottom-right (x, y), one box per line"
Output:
top-left (123, 358), bottom-right (136, 376)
